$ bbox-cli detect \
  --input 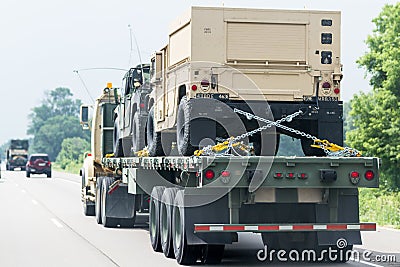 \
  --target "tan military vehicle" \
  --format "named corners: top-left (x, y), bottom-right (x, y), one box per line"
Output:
top-left (146, 6), bottom-right (343, 156)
